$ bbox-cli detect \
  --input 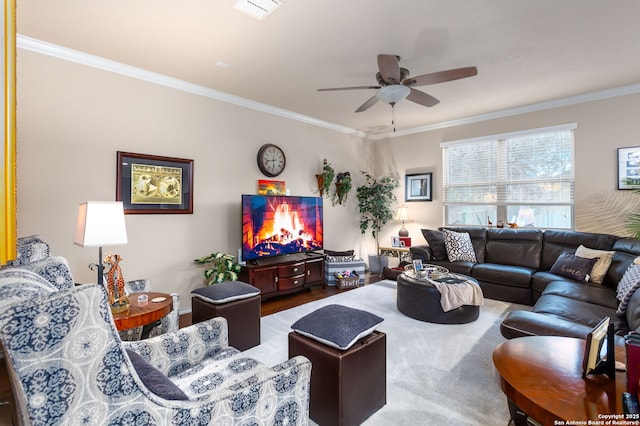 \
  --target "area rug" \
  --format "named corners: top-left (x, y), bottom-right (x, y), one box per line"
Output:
top-left (243, 280), bottom-right (525, 426)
